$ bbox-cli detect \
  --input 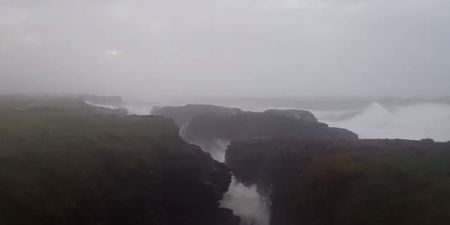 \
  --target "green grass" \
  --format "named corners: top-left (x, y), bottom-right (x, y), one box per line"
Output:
top-left (0, 100), bottom-right (182, 225)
